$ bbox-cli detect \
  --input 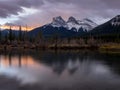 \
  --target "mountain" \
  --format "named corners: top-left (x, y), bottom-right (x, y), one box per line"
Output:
top-left (49, 16), bottom-right (97, 32)
top-left (28, 25), bottom-right (78, 38)
top-left (67, 17), bottom-right (97, 32)
top-left (0, 29), bottom-right (25, 37)
top-left (90, 15), bottom-right (120, 36)
top-left (29, 16), bottom-right (97, 38)
top-left (1, 29), bottom-right (9, 36)
top-left (50, 16), bottom-right (68, 28)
